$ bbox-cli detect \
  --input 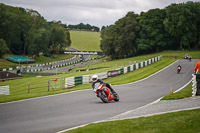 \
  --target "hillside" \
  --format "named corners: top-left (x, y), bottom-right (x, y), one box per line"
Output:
top-left (70, 30), bottom-right (101, 51)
